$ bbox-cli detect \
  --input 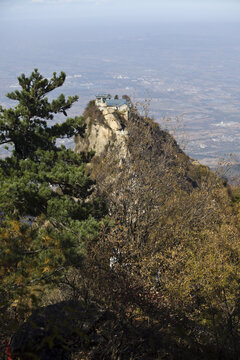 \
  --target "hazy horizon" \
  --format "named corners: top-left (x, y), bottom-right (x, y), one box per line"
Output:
top-left (1, 0), bottom-right (240, 24)
top-left (1, 0), bottom-right (240, 166)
